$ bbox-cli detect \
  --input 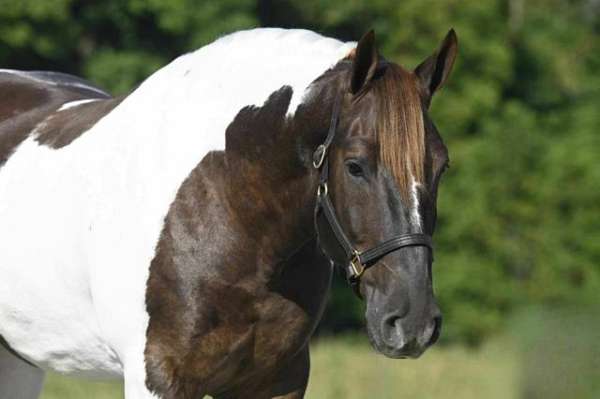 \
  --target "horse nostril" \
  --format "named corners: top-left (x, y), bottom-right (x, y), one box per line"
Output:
top-left (428, 315), bottom-right (442, 346)
top-left (381, 312), bottom-right (405, 345)
top-left (382, 312), bottom-right (402, 331)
